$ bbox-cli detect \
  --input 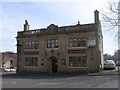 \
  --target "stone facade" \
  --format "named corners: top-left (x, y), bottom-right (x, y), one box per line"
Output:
top-left (16, 10), bottom-right (104, 74)
top-left (0, 52), bottom-right (17, 68)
